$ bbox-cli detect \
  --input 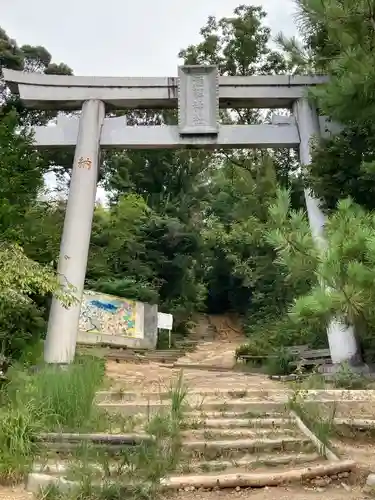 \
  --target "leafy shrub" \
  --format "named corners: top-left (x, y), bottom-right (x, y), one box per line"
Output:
top-left (0, 296), bottom-right (46, 369)
top-left (244, 315), bottom-right (327, 350)
top-left (0, 356), bottom-right (106, 485)
top-left (236, 313), bottom-right (327, 371)
top-left (265, 349), bottom-right (297, 376)
top-left (235, 339), bottom-right (268, 366)
top-left (333, 362), bottom-right (369, 390)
